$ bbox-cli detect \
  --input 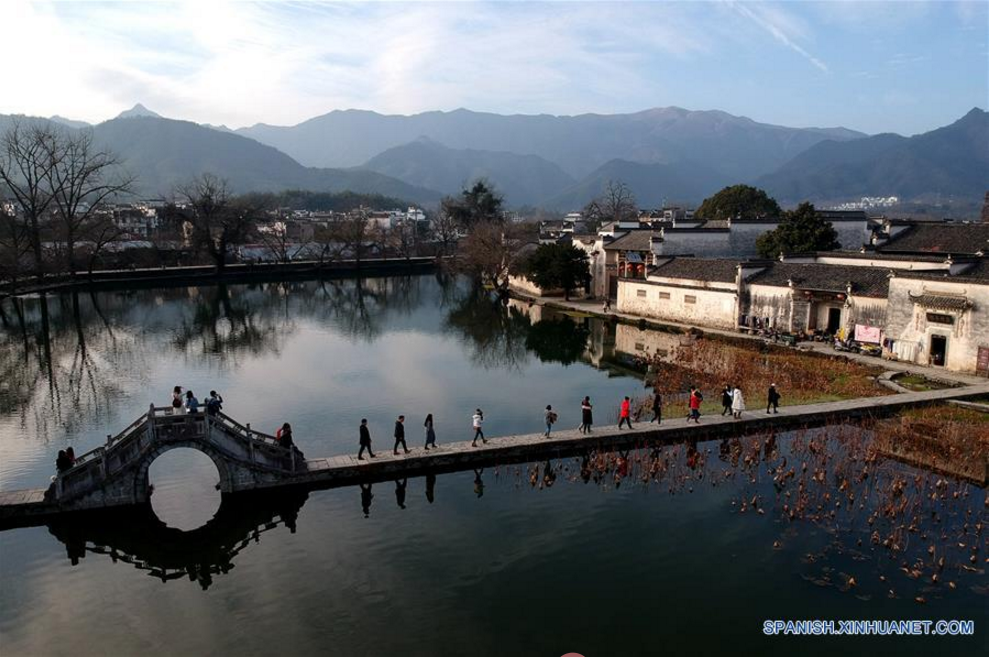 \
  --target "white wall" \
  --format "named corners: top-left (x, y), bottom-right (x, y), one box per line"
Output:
top-left (618, 279), bottom-right (737, 330)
